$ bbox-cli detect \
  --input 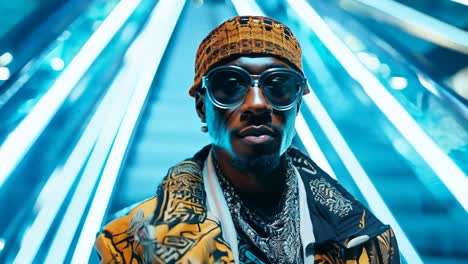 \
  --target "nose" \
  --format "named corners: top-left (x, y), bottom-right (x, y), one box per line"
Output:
top-left (239, 83), bottom-right (273, 115)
